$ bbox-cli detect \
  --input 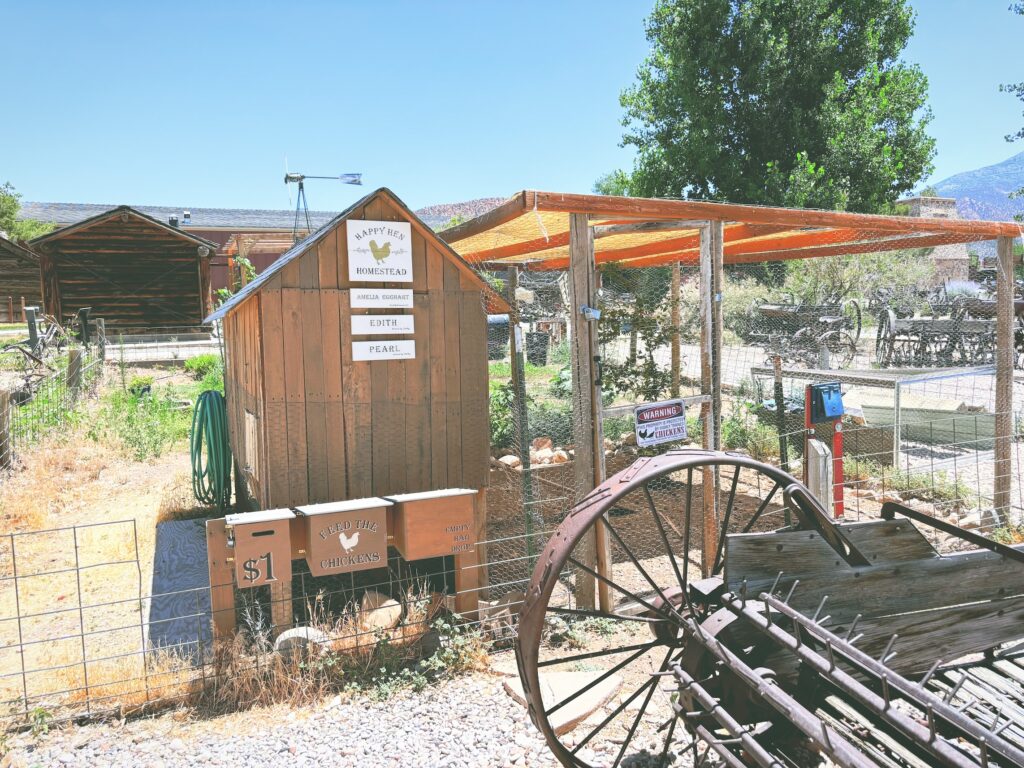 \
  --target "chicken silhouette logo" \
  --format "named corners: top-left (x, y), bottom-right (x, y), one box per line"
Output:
top-left (368, 239), bottom-right (391, 263)
top-left (338, 530), bottom-right (360, 553)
